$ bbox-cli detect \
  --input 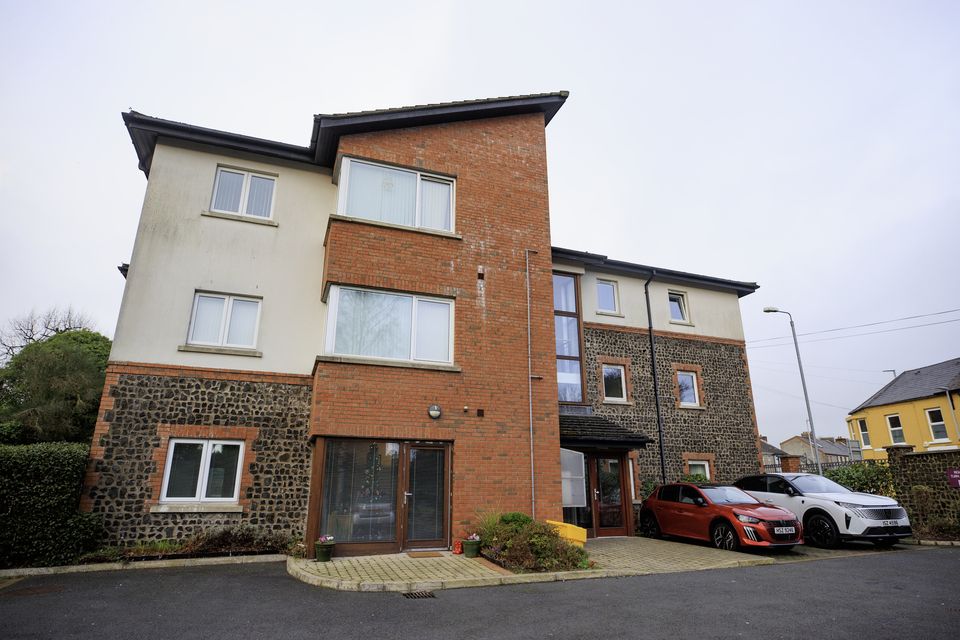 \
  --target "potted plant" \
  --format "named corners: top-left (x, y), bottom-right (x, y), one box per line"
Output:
top-left (314, 535), bottom-right (335, 562)
top-left (462, 533), bottom-right (481, 558)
